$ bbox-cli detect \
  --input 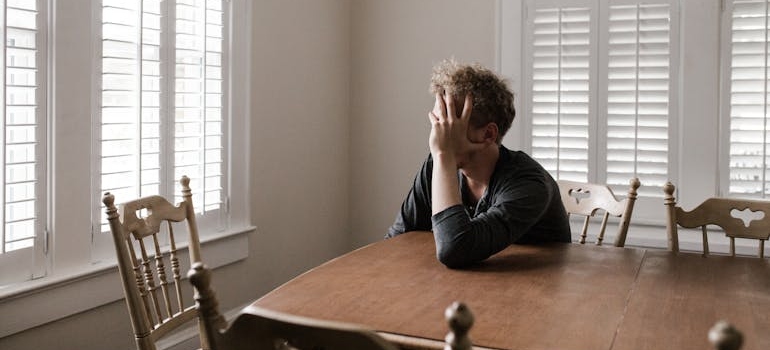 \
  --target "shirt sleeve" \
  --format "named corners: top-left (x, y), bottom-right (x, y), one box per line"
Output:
top-left (431, 176), bottom-right (553, 268)
top-left (386, 156), bottom-right (434, 238)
